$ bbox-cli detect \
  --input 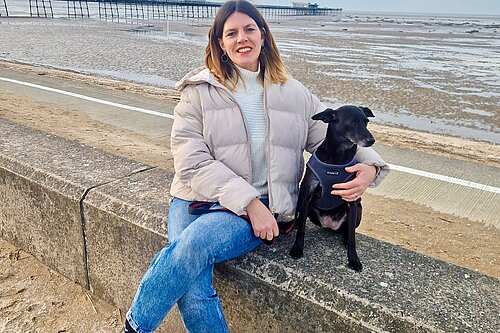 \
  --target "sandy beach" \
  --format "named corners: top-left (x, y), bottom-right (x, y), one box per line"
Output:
top-left (1, 9), bottom-right (499, 333)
